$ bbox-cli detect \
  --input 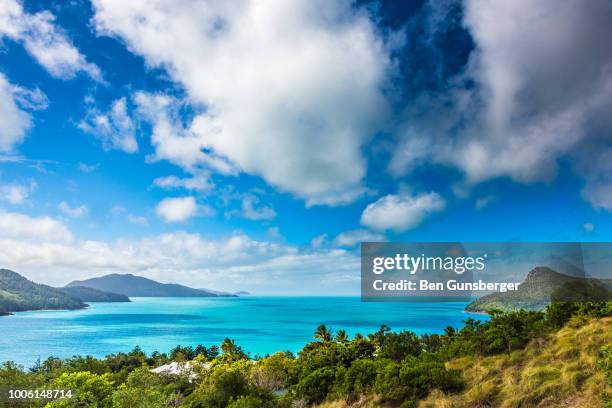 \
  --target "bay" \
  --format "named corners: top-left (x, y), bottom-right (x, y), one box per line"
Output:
top-left (0, 297), bottom-right (487, 367)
